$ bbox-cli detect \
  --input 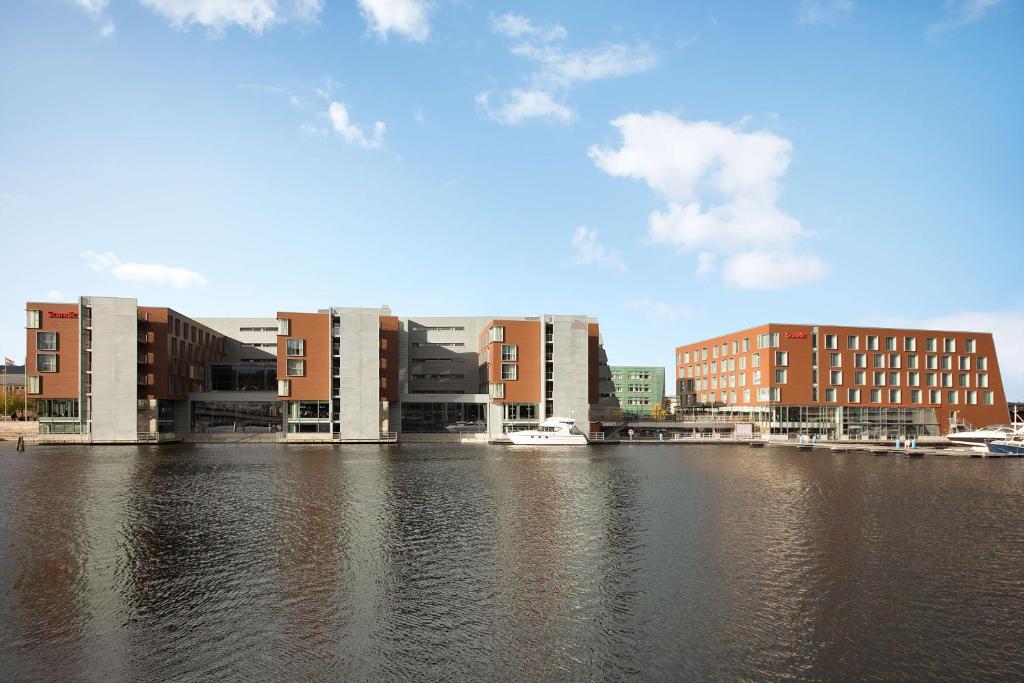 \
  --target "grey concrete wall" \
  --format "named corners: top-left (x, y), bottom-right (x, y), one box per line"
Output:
top-left (400, 316), bottom-right (490, 396)
top-left (336, 307), bottom-right (383, 440)
top-left (196, 317), bottom-right (278, 362)
top-left (86, 296), bottom-right (139, 442)
top-left (551, 315), bottom-right (591, 424)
